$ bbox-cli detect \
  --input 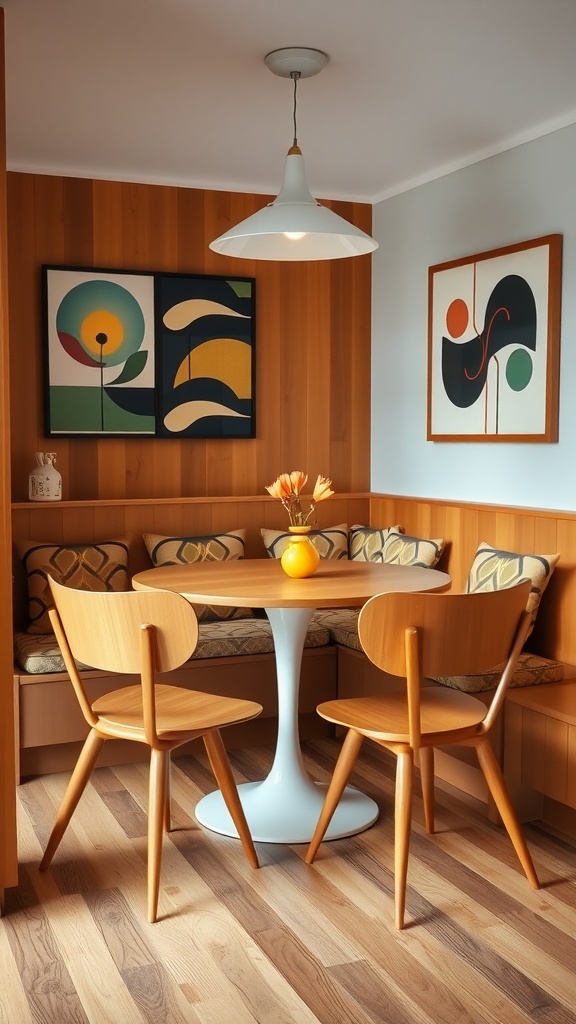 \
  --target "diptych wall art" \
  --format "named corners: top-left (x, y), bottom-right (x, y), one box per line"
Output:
top-left (427, 235), bottom-right (562, 442)
top-left (43, 266), bottom-right (255, 438)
